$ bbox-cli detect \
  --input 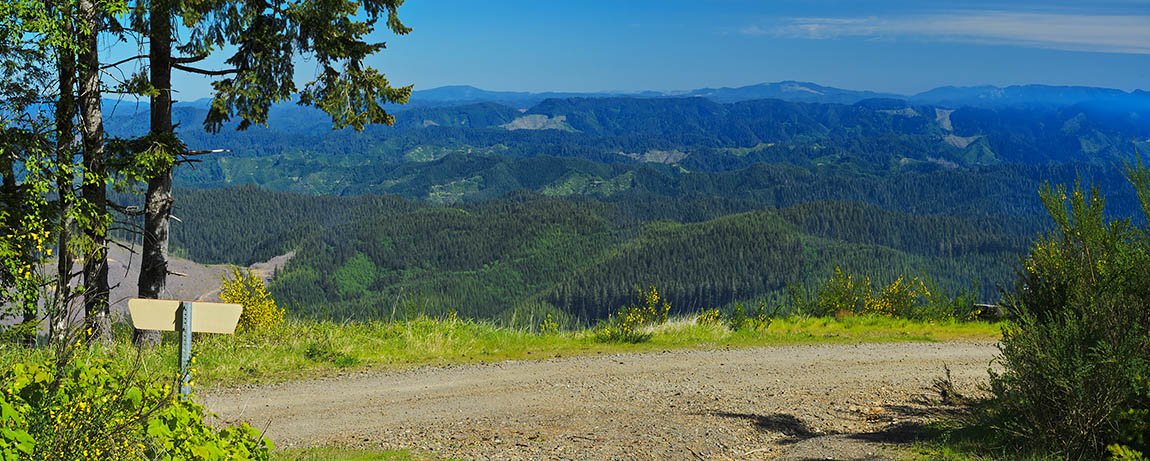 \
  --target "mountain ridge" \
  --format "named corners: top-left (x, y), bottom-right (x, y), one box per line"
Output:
top-left (99, 81), bottom-right (1150, 118)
